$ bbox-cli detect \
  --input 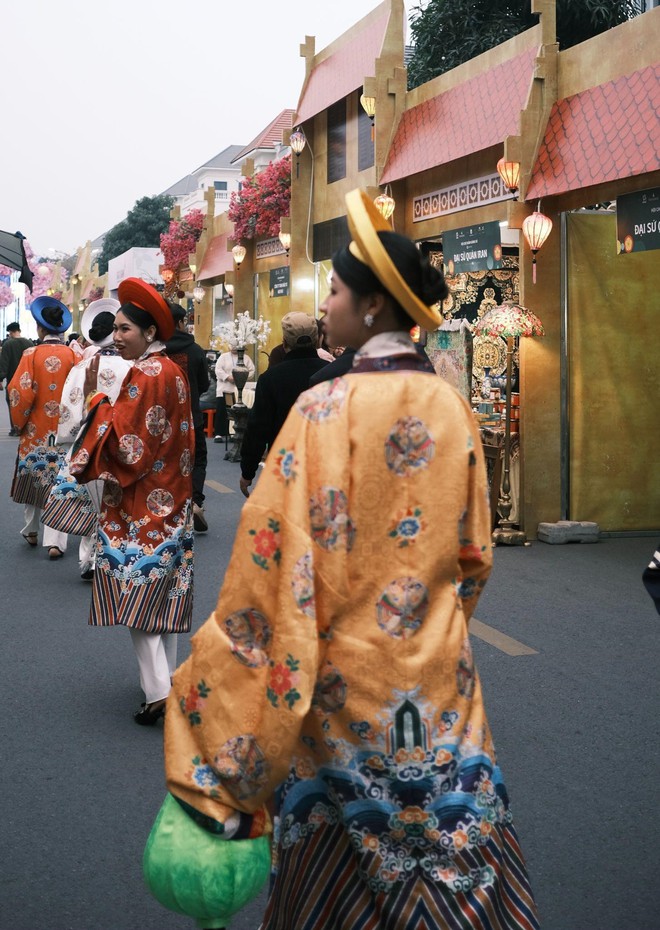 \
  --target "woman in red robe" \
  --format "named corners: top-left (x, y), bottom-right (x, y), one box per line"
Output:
top-left (70, 278), bottom-right (195, 725)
